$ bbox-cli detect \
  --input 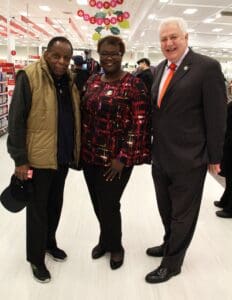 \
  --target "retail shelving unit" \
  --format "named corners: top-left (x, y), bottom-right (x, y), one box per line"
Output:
top-left (0, 71), bottom-right (8, 136)
top-left (0, 63), bottom-right (15, 137)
